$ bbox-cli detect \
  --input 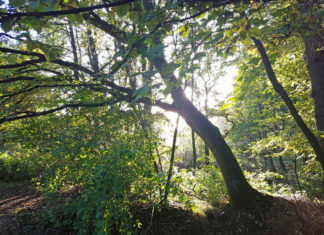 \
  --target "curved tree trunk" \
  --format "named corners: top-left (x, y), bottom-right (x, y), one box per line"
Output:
top-left (86, 0), bottom-right (268, 209)
top-left (145, 23), bottom-right (265, 209)
top-left (153, 55), bottom-right (264, 207)
top-left (170, 89), bottom-right (263, 208)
